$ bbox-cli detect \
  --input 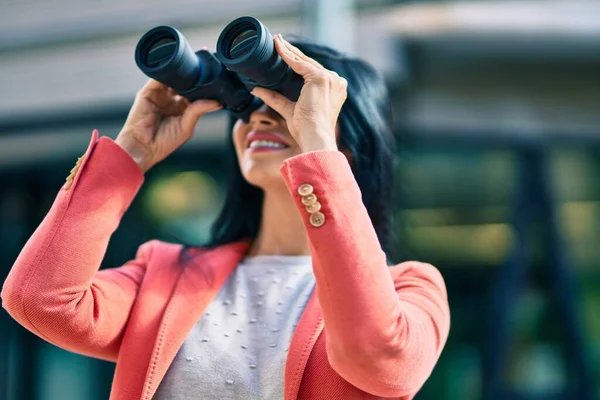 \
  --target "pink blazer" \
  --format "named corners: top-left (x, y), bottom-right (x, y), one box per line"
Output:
top-left (1, 131), bottom-right (450, 400)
